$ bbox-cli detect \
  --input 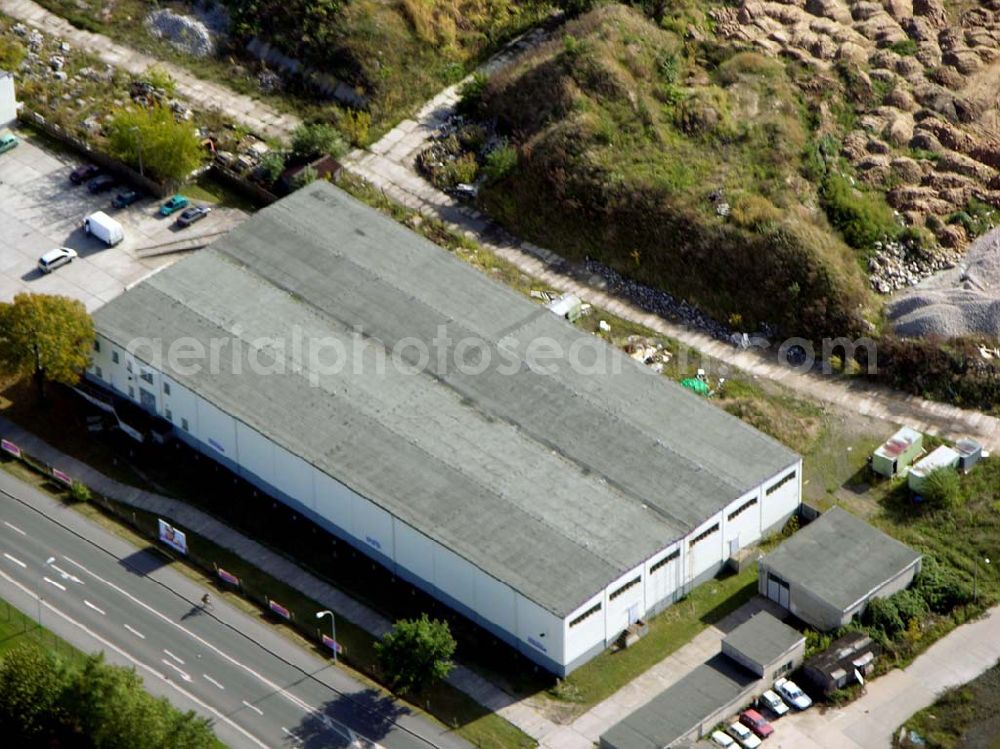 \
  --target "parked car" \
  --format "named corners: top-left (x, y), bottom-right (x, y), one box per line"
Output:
top-left (710, 730), bottom-right (736, 748)
top-left (726, 721), bottom-right (762, 749)
top-left (774, 678), bottom-right (812, 711)
top-left (0, 133), bottom-right (18, 154)
top-left (111, 189), bottom-right (142, 209)
top-left (87, 174), bottom-right (116, 194)
top-left (740, 709), bottom-right (774, 739)
top-left (37, 247), bottom-right (77, 274)
top-left (176, 205), bottom-right (211, 227)
top-left (69, 163), bottom-right (100, 184)
top-left (159, 194), bottom-right (190, 216)
top-left (758, 690), bottom-right (789, 719)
